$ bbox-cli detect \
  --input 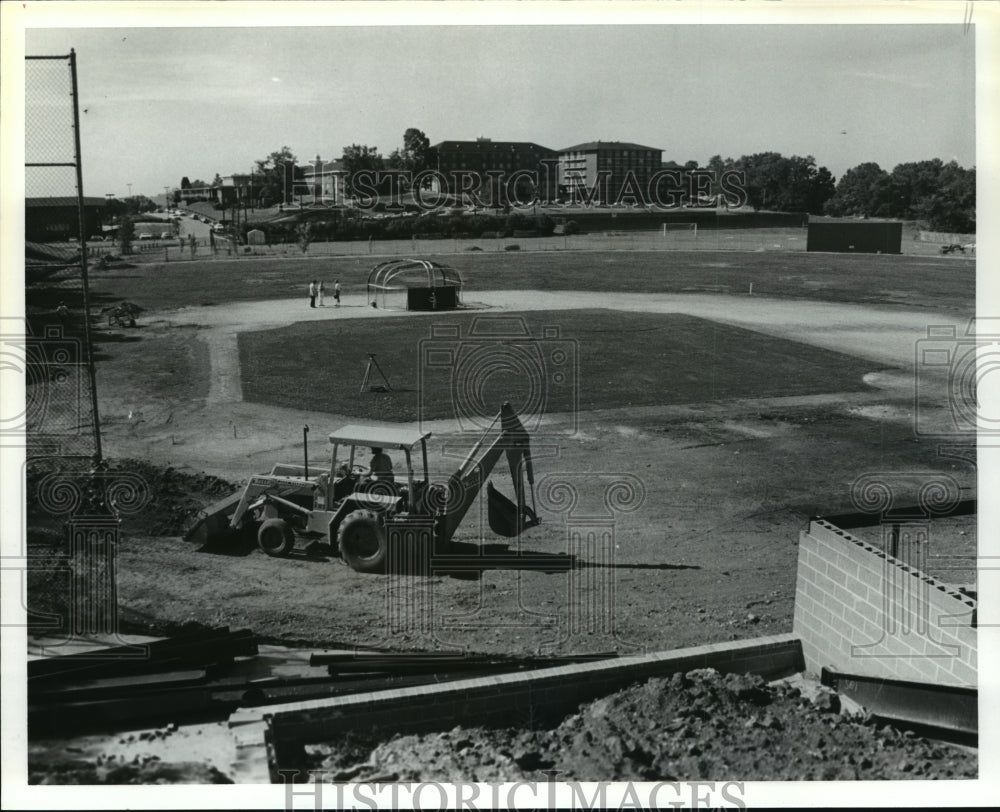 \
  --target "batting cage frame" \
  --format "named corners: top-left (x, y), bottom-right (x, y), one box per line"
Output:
top-left (366, 258), bottom-right (464, 311)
